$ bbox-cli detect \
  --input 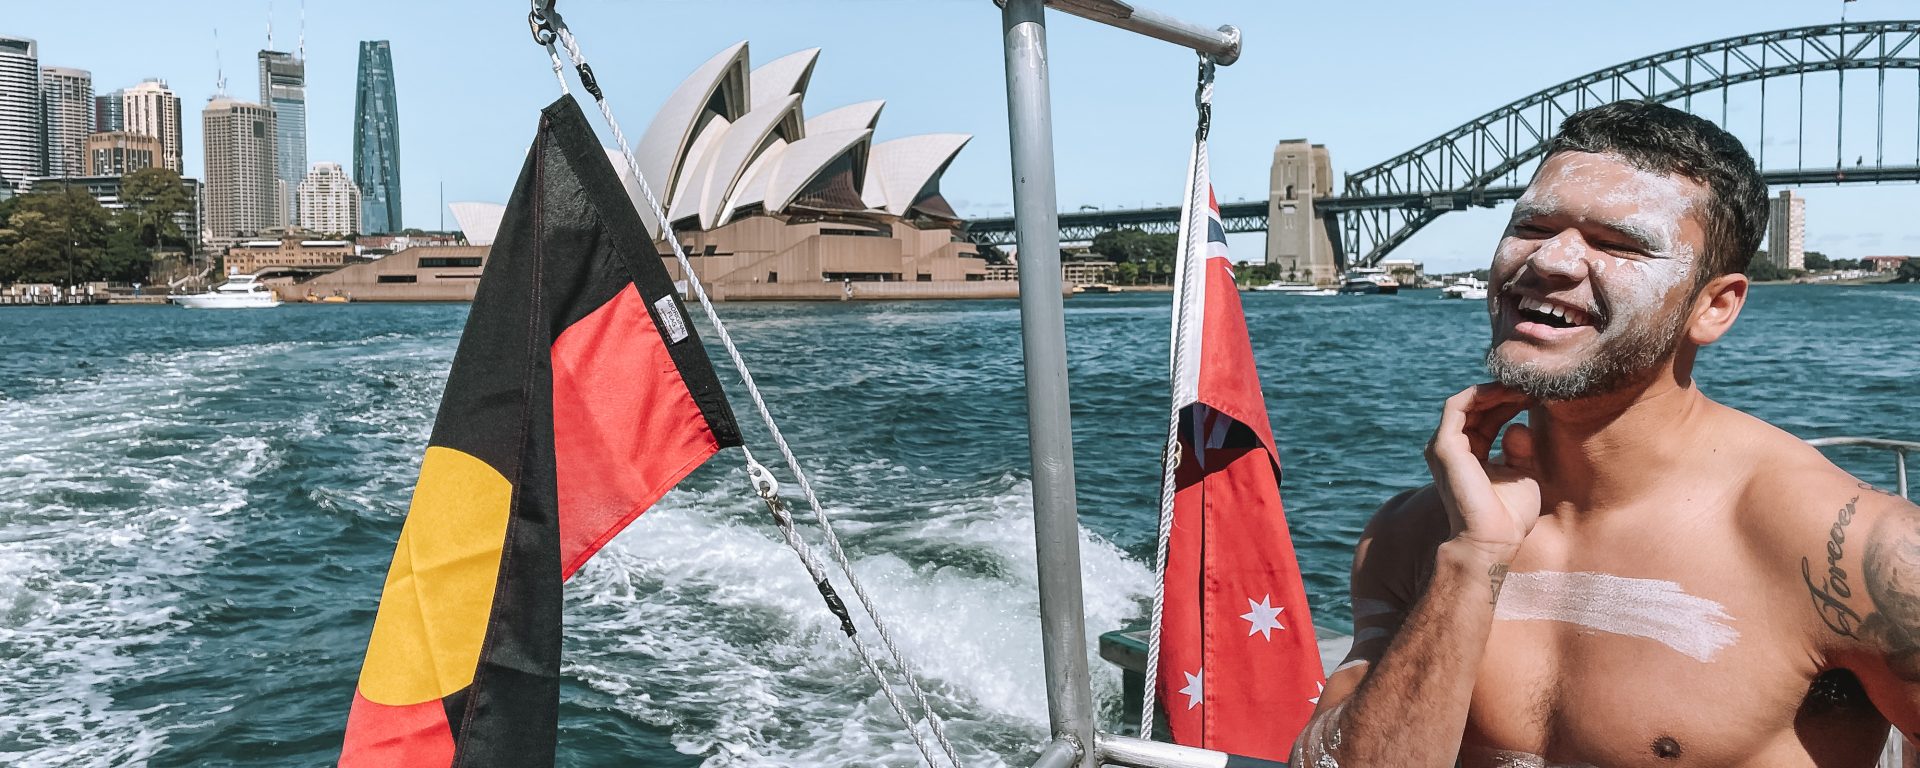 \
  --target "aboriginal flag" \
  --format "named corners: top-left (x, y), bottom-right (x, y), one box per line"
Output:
top-left (340, 97), bottom-right (741, 766)
top-left (1154, 145), bottom-right (1323, 760)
